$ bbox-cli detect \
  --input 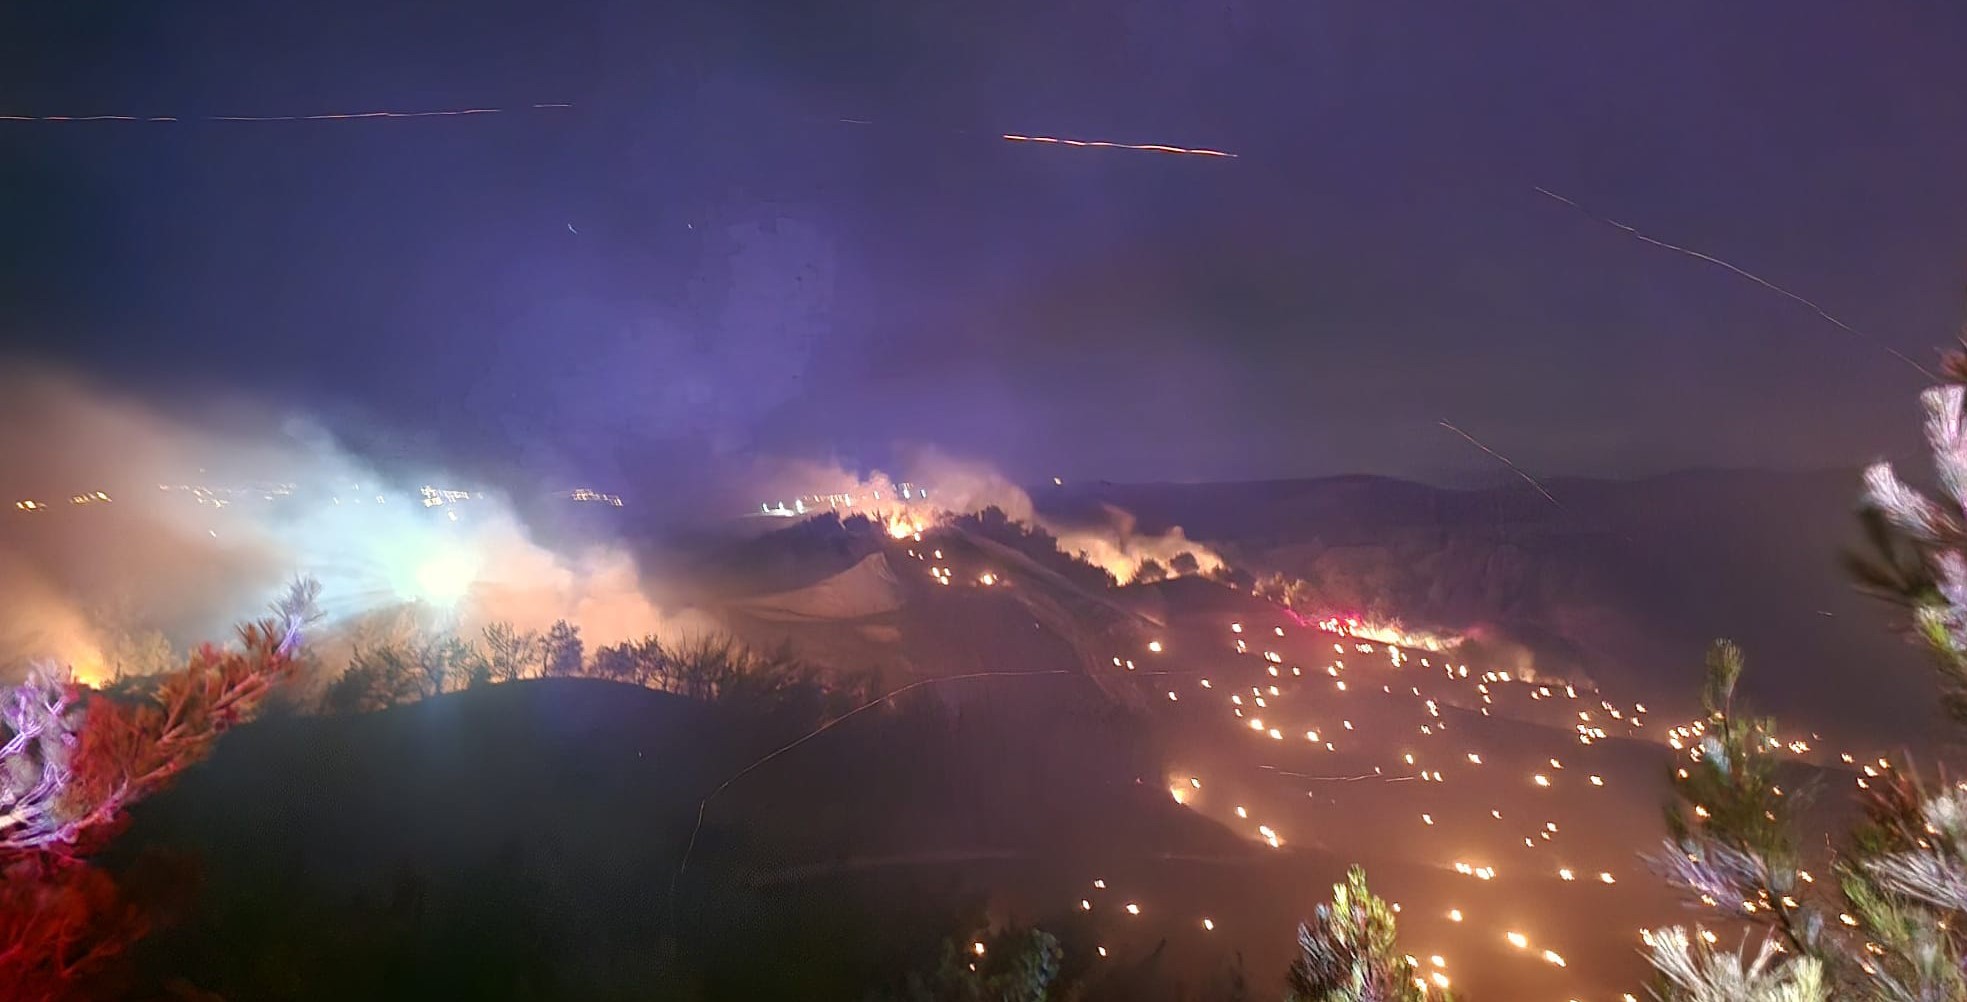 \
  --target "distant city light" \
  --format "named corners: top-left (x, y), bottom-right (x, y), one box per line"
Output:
top-left (563, 488), bottom-right (623, 506)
